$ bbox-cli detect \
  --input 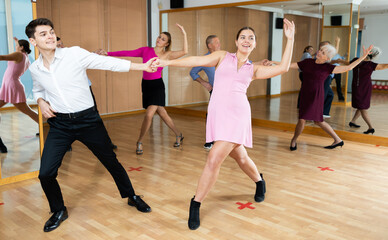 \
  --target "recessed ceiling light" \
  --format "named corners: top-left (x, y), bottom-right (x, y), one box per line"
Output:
top-left (280, 5), bottom-right (285, 7)
top-left (329, 11), bottom-right (333, 14)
